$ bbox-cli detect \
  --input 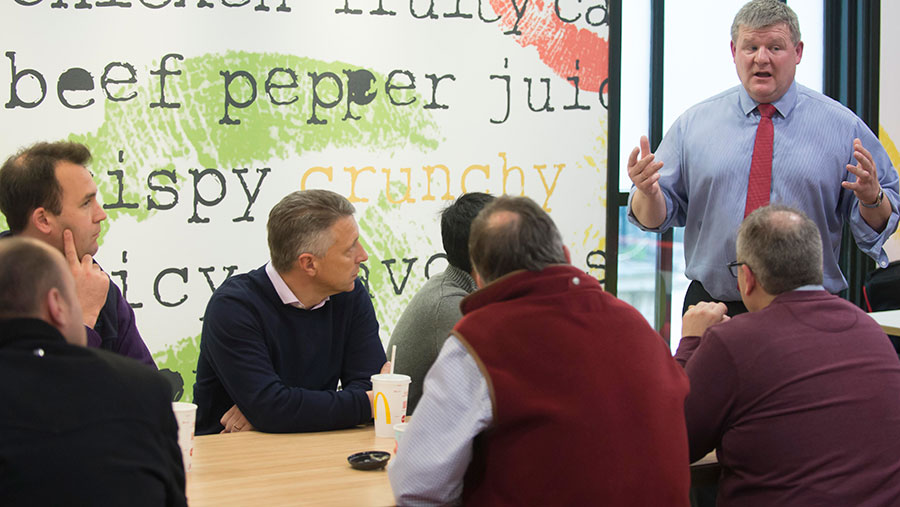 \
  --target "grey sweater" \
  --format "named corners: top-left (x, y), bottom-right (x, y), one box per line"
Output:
top-left (387, 265), bottom-right (477, 414)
